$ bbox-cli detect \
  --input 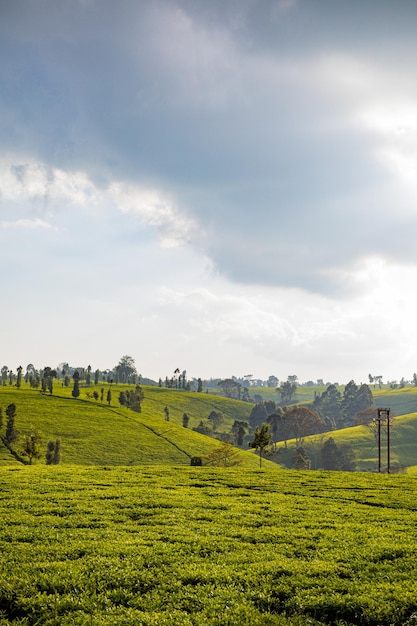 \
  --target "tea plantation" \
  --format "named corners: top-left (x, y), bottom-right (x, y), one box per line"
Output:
top-left (1, 466), bottom-right (417, 625)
